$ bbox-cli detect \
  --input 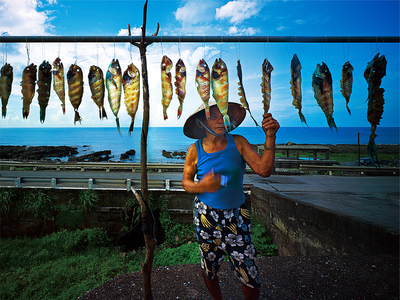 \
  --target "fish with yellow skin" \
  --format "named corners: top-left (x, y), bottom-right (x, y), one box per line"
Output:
top-left (195, 59), bottom-right (210, 120)
top-left (88, 65), bottom-right (107, 120)
top-left (67, 64), bottom-right (84, 124)
top-left (52, 57), bottom-right (66, 114)
top-left (106, 59), bottom-right (122, 135)
top-left (21, 63), bottom-right (37, 119)
top-left (0, 63), bottom-right (13, 118)
top-left (175, 58), bottom-right (186, 119)
top-left (37, 60), bottom-right (52, 123)
top-left (237, 59), bottom-right (258, 127)
top-left (312, 62), bottom-right (337, 132)
top-left (261, 58), bottom-right (273, 114)
top-left (211, 58), bottom-right (230, 131)
top-left (161, 55), bottom-right (173, 120)
top-left (123, 63), bottom-right (140, 135)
